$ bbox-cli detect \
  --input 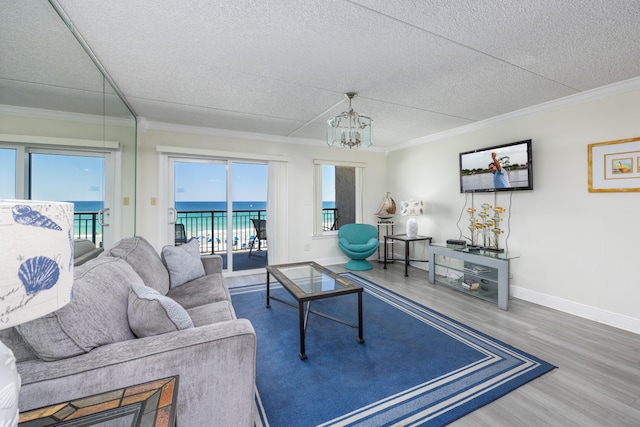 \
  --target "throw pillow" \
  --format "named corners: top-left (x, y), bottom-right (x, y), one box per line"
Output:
top-left (161, 238), bottom-right (205, 288)
top-left (102, 236), bottom-right (171, 295)
top-left (15, 257), bottom-right (139, 361)
top-left (128, 283), bottom-right (194, 338)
